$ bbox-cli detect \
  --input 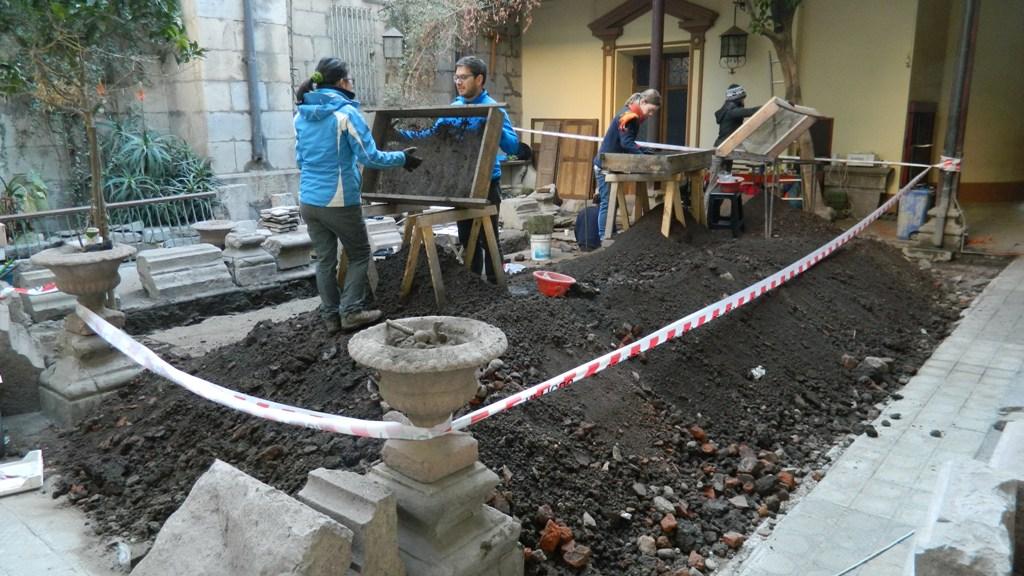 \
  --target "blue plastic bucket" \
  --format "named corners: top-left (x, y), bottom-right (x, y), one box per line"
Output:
top-left (897, 186), bottom-right (933, 240)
